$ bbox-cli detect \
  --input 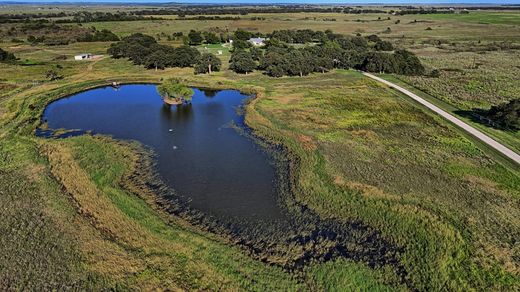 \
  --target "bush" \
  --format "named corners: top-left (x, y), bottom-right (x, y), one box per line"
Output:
top-left (374, 41), bottom-right (394, 51)
top-left (486, 99), bottom-right (520, 130)
top-left (0, 48), bottom-right (16, 62)
top-left (46, 69), bottom-right (63, 81)
top-left (429, 69), bottom-right (441, 78)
